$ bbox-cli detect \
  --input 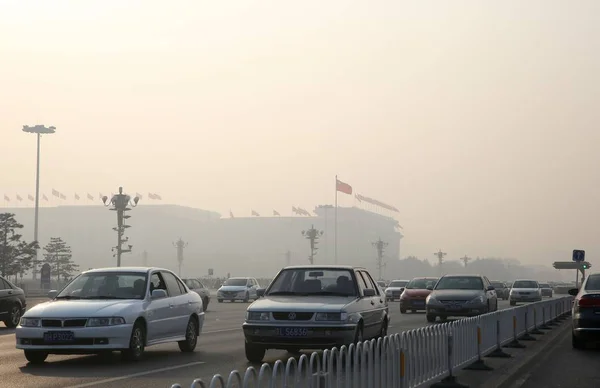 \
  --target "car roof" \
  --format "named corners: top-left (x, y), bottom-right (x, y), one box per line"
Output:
top-left (390, 279), bottom-right (410, 282)
top-left (228, 277), bottom-right (251, 279)
top-left (513, 279), bottom-right (538, 282)
top-left (83, 267), bottom-right (165, 274)
top-left (412, 277), bottom-right (438, 280)
top-left (282, 265), bottom-right (365, 270)
top-left (441, 274), bottom-right (483, 278)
